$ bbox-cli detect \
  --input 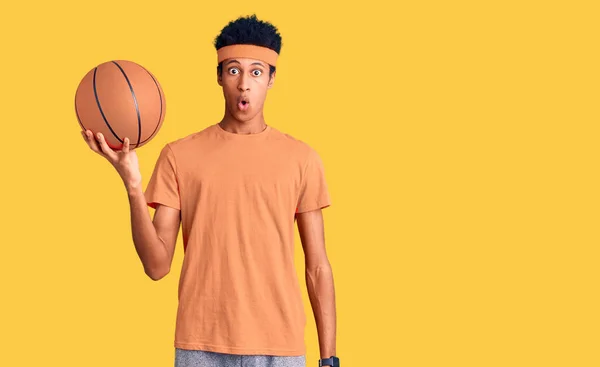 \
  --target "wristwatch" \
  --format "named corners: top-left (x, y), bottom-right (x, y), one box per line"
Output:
top-left (318, 356), bottom-right (340, 366)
